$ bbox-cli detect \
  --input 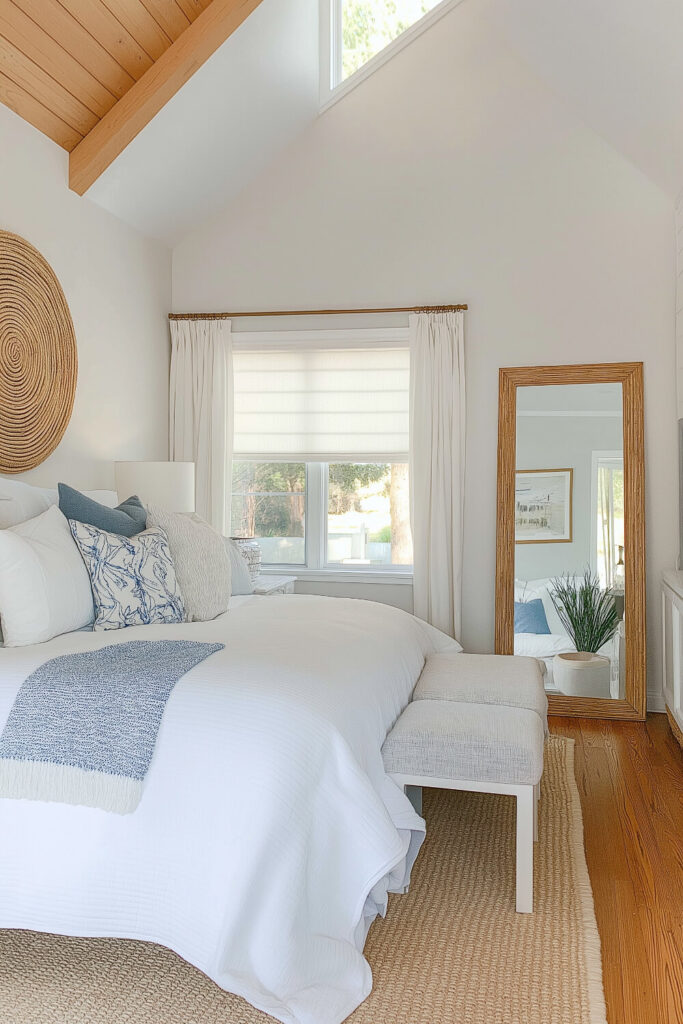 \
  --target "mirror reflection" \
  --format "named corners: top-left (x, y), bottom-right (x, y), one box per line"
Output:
top-left (514, 383), bottom-right (624, 699)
